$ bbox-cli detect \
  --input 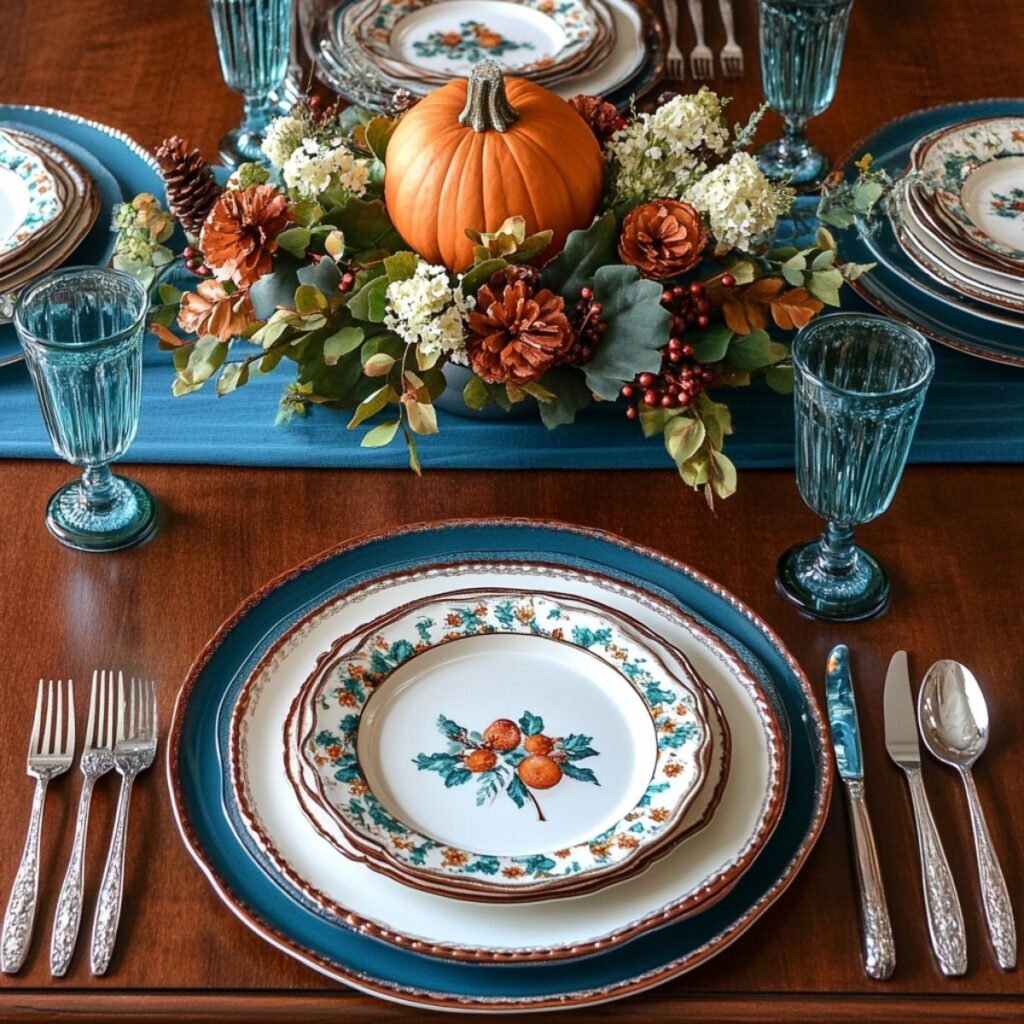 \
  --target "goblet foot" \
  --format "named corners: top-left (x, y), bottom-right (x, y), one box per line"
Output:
top-left (776, 539), bottom-right (890, 621)
top-left (45, 474), bottom-right (157, 553)
top-left (218, 126), bottom-right (268, 168)
top-left (755, 137), bottom-right (828, 190)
